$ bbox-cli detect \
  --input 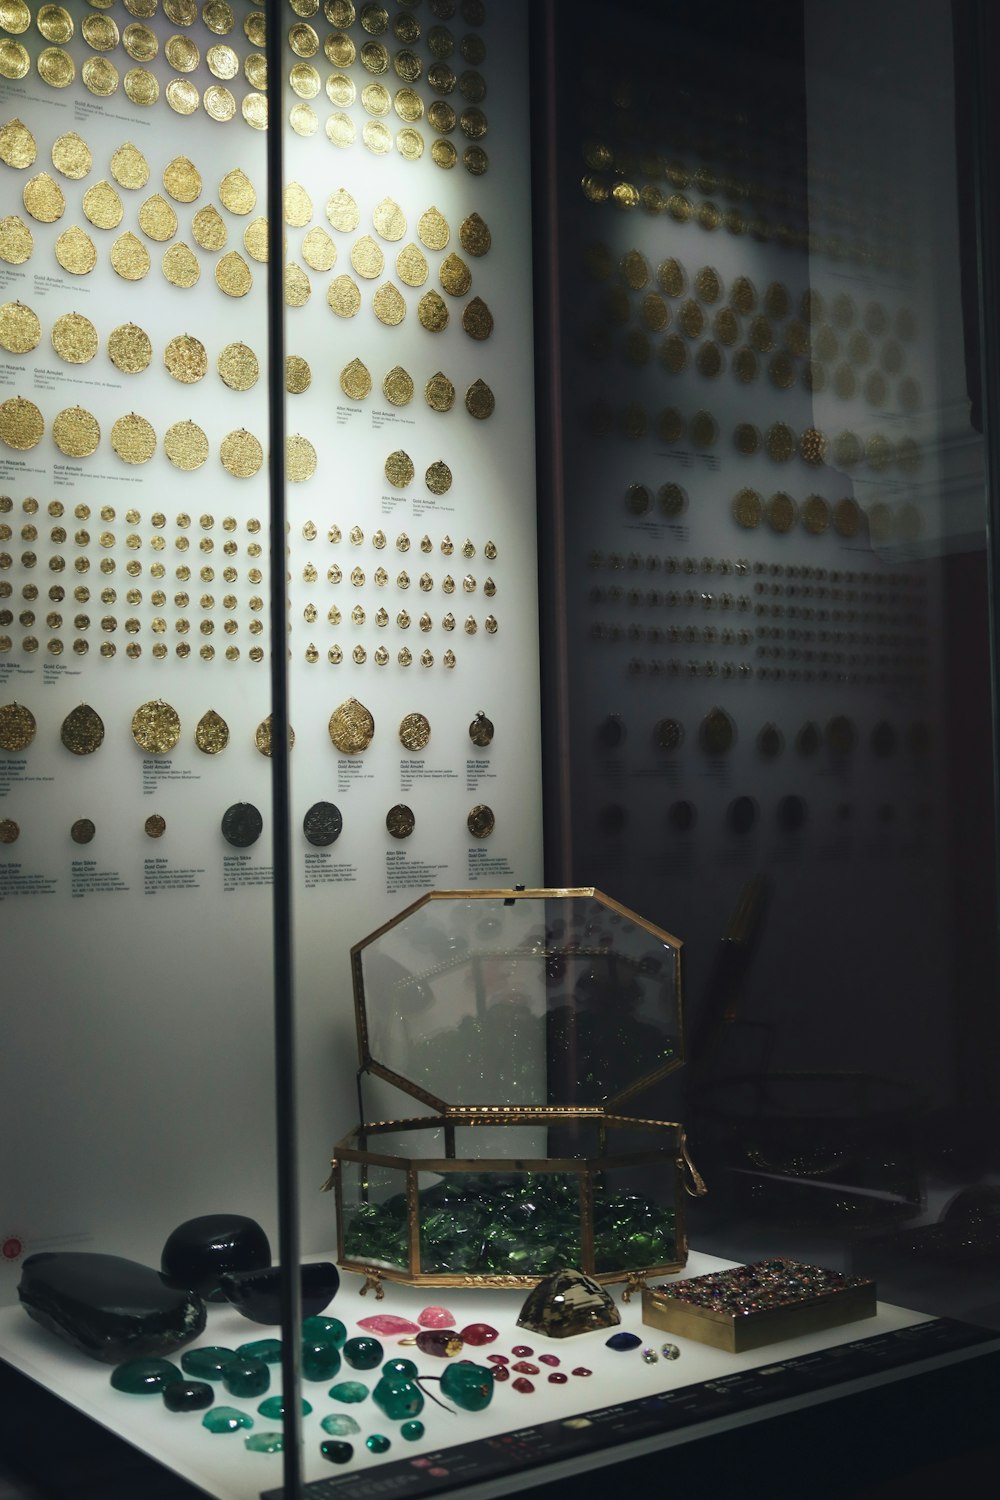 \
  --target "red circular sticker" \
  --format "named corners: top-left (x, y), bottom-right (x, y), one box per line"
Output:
top-left (2, 1236), bottom-right (24, 1261)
